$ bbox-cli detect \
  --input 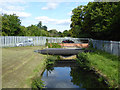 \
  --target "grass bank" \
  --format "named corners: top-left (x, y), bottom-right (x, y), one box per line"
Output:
top-left (77, 48), bottom-right (119, 88)
top-left (2, 46), bottom-right (47, 88)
